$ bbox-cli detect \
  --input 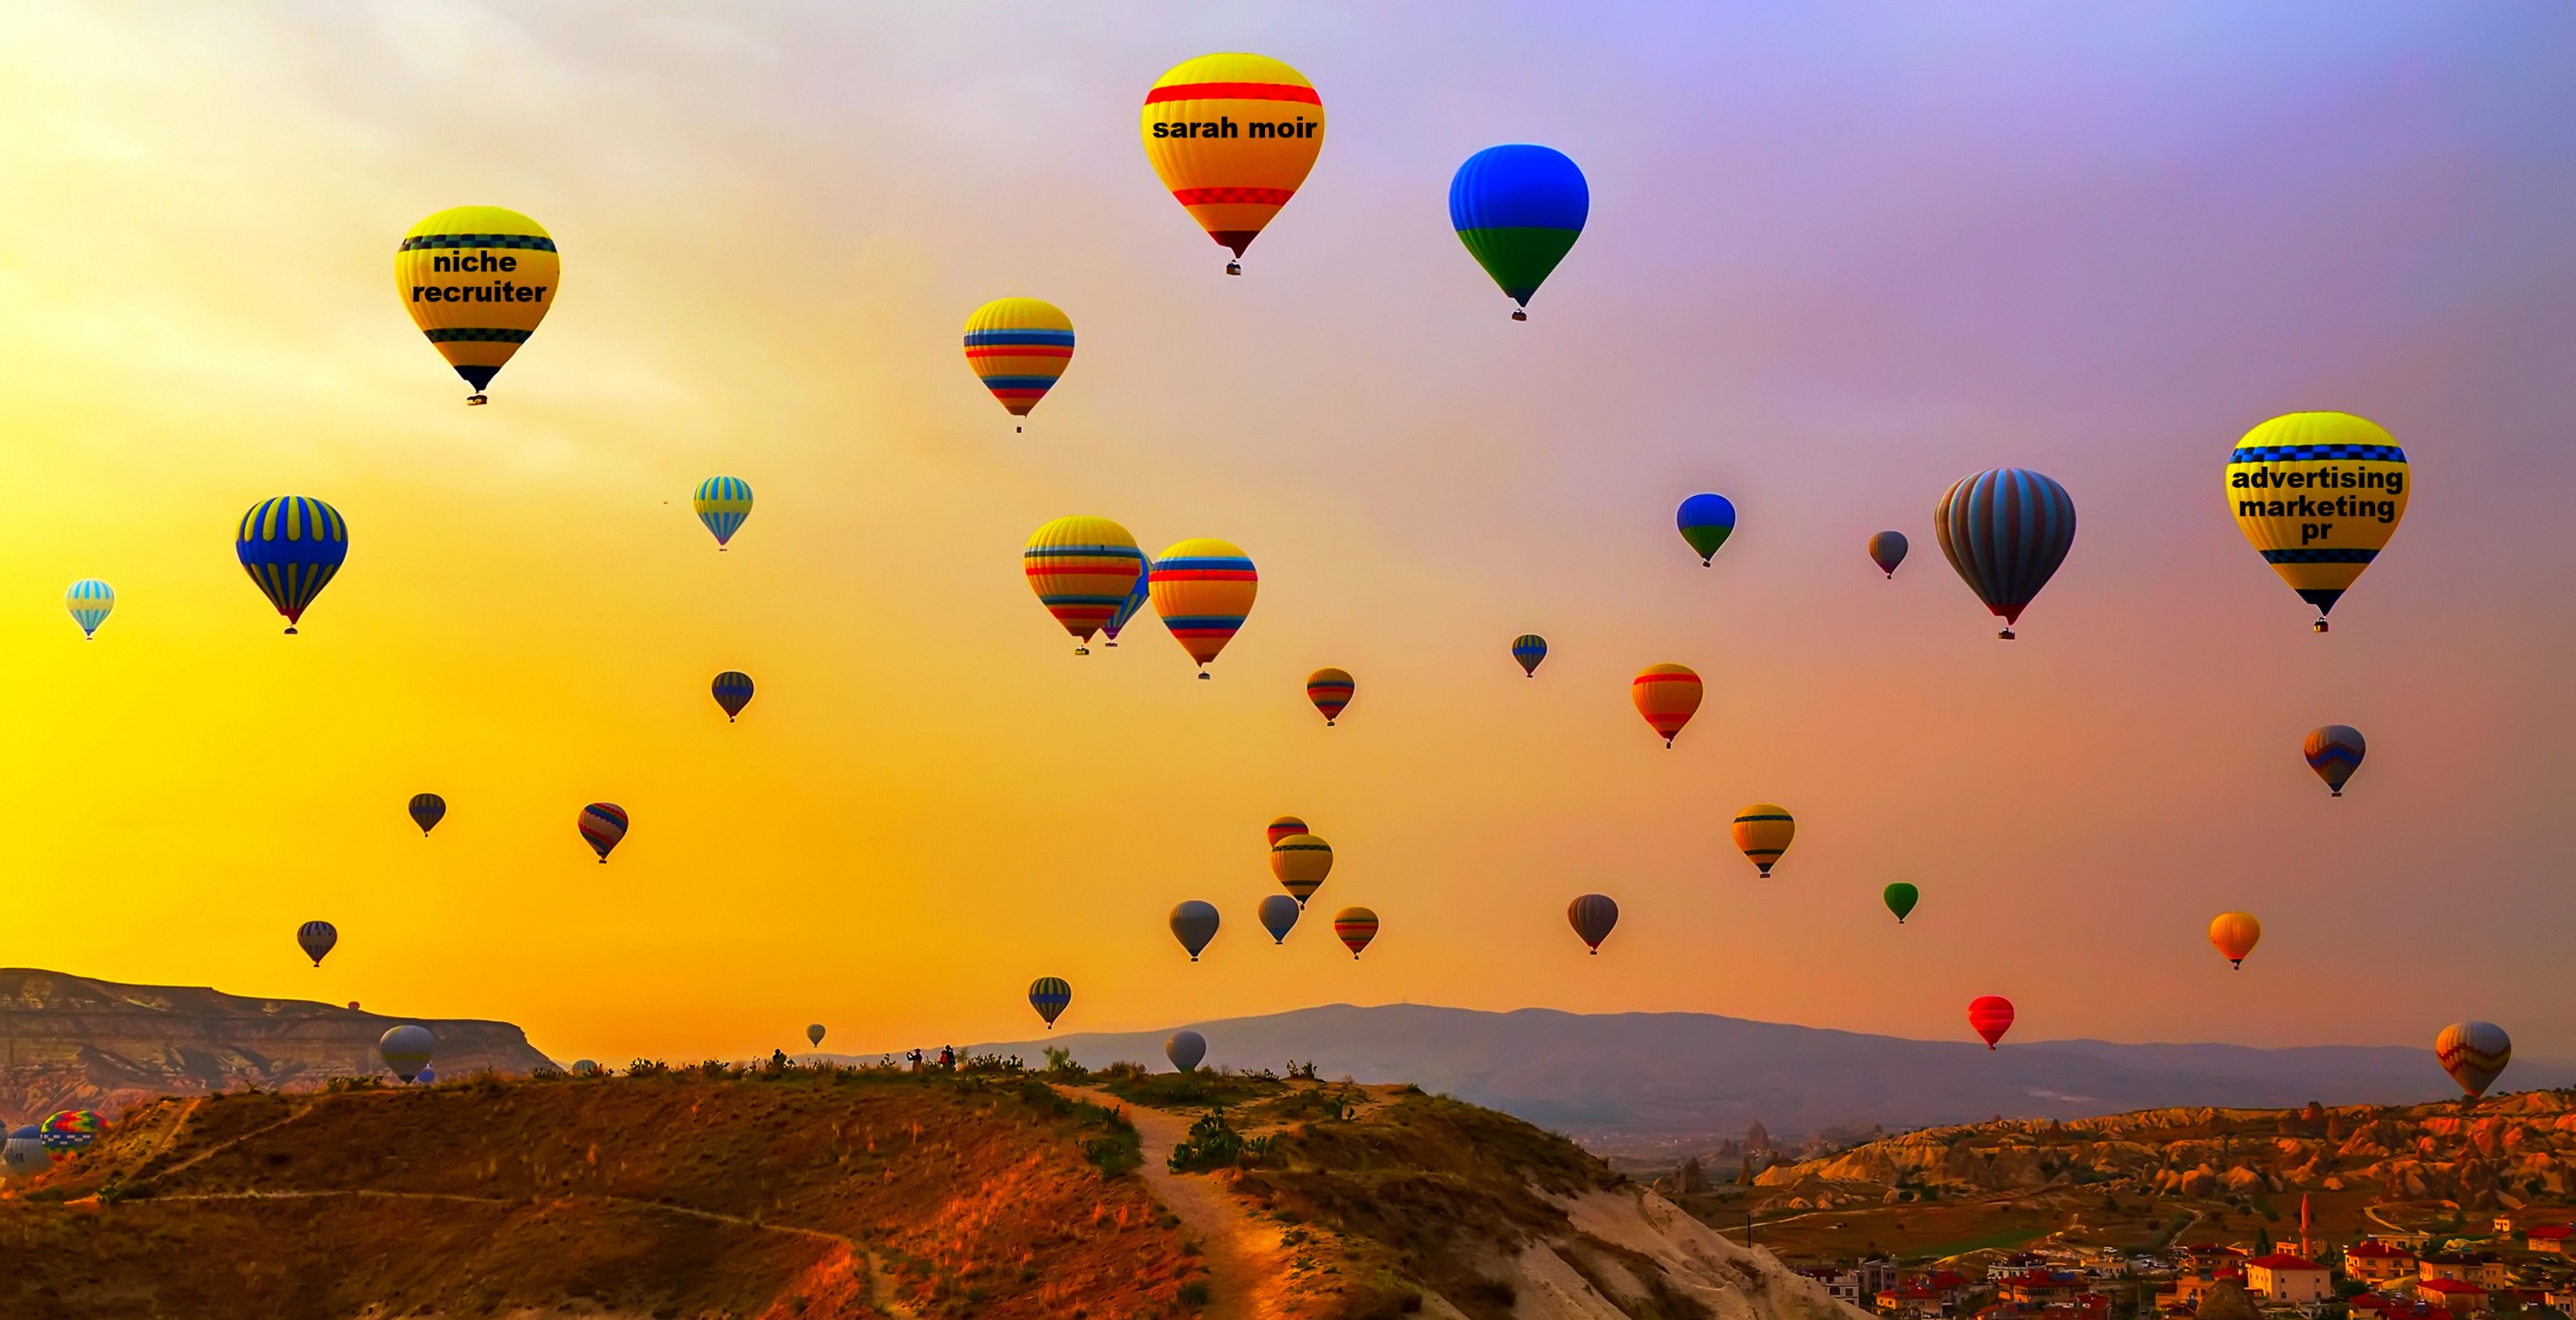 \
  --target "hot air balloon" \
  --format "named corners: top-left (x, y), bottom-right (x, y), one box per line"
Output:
top-left (2227, 412), bottom-right (2409, 632)
top-left (1103, 559), bottom-right (1152, 647)
top-left (2436, 1020), bottom-right (2511, 1100)
top-left (579, 802), bottom-right (628, 863)
top-left (693, 477), bottom-right (753, 550)
top-left (1170, 901), bottom-right (1220, 962)
top-left (396, 205), bottom-right (557, 404)
top-left (236, 496), bottom-right (348, 634)
top-left (408, 793), bottom-right (446, 836)
top-left (806, 1023), bottom-right (825, 1048)
top-left (963, 298), bottom-right (1073, 431)
top-left (1, 1128), bottom-right (46, 1181)
top-left (417, 1068), bottom-right (438, 1085)
top-left (573, 1060), bottom-right (600, 1077)
top-left (2305, 725), bottom-right (2366, 797)
top-left (1166, 1029), bottom-right (1207, 1073)
top-left (1259, 894), bottom-right (1301, 944)
top-left (379, 1024), bottom-right (436, 1083)
top-left (38, 1110), bottom-right (103, 1163)
top-left (1332, 907), bottom-right (1378, 960)
top-left (1631, 664), bottom-right (1702, 748)
top-left (1935, 468), bottom-right (2075, 639)
top-left (1731, 804), bottom-right (1795, 877)
top-left (1512, 634), bottom-right (1547, 676)
top-left (1027, 516), bottom-right (1146, 655)
top-left (712, 670), bottom-right (754, 721)
top-left (2208, 912), bottom-right (2262, 969)
top-left (1677, 494), bottom-right (1737, 566)
top-left (1968, 996), bottom-right (2015, 1049)
top-left (1140, 54), bottom-right (1325, 274)
top-left (64, 579), bottom-right (114, 640)
top-left (1265, 816), bottom-right (1308, 848)
top-left (1307, 668), bottom-right (1354, 725)
top-left (1029, 976), bottom-right (1073, 1028)
top-left (1150, 538), bottom-right (1257, 676)
top-left (1868, 532), bottom-right (1909, 578)
top-left (297, 920), bottom-right (337, 968)
top-left (1567, 894), bottom-right (1618, 954)
top-left (1449, 145), bottom-right (1588, 320)
top-left (1883, 883), bottom-right (1919, 924)
top-left (1270, 834), bottom-right (1332, 907)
